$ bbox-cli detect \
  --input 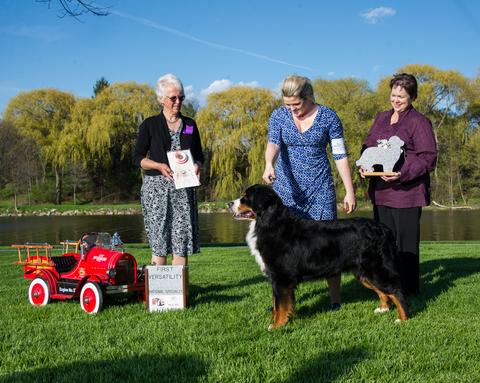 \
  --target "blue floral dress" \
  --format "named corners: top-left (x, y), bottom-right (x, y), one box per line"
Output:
top-left (268, 105), bottom-right (347, 220)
